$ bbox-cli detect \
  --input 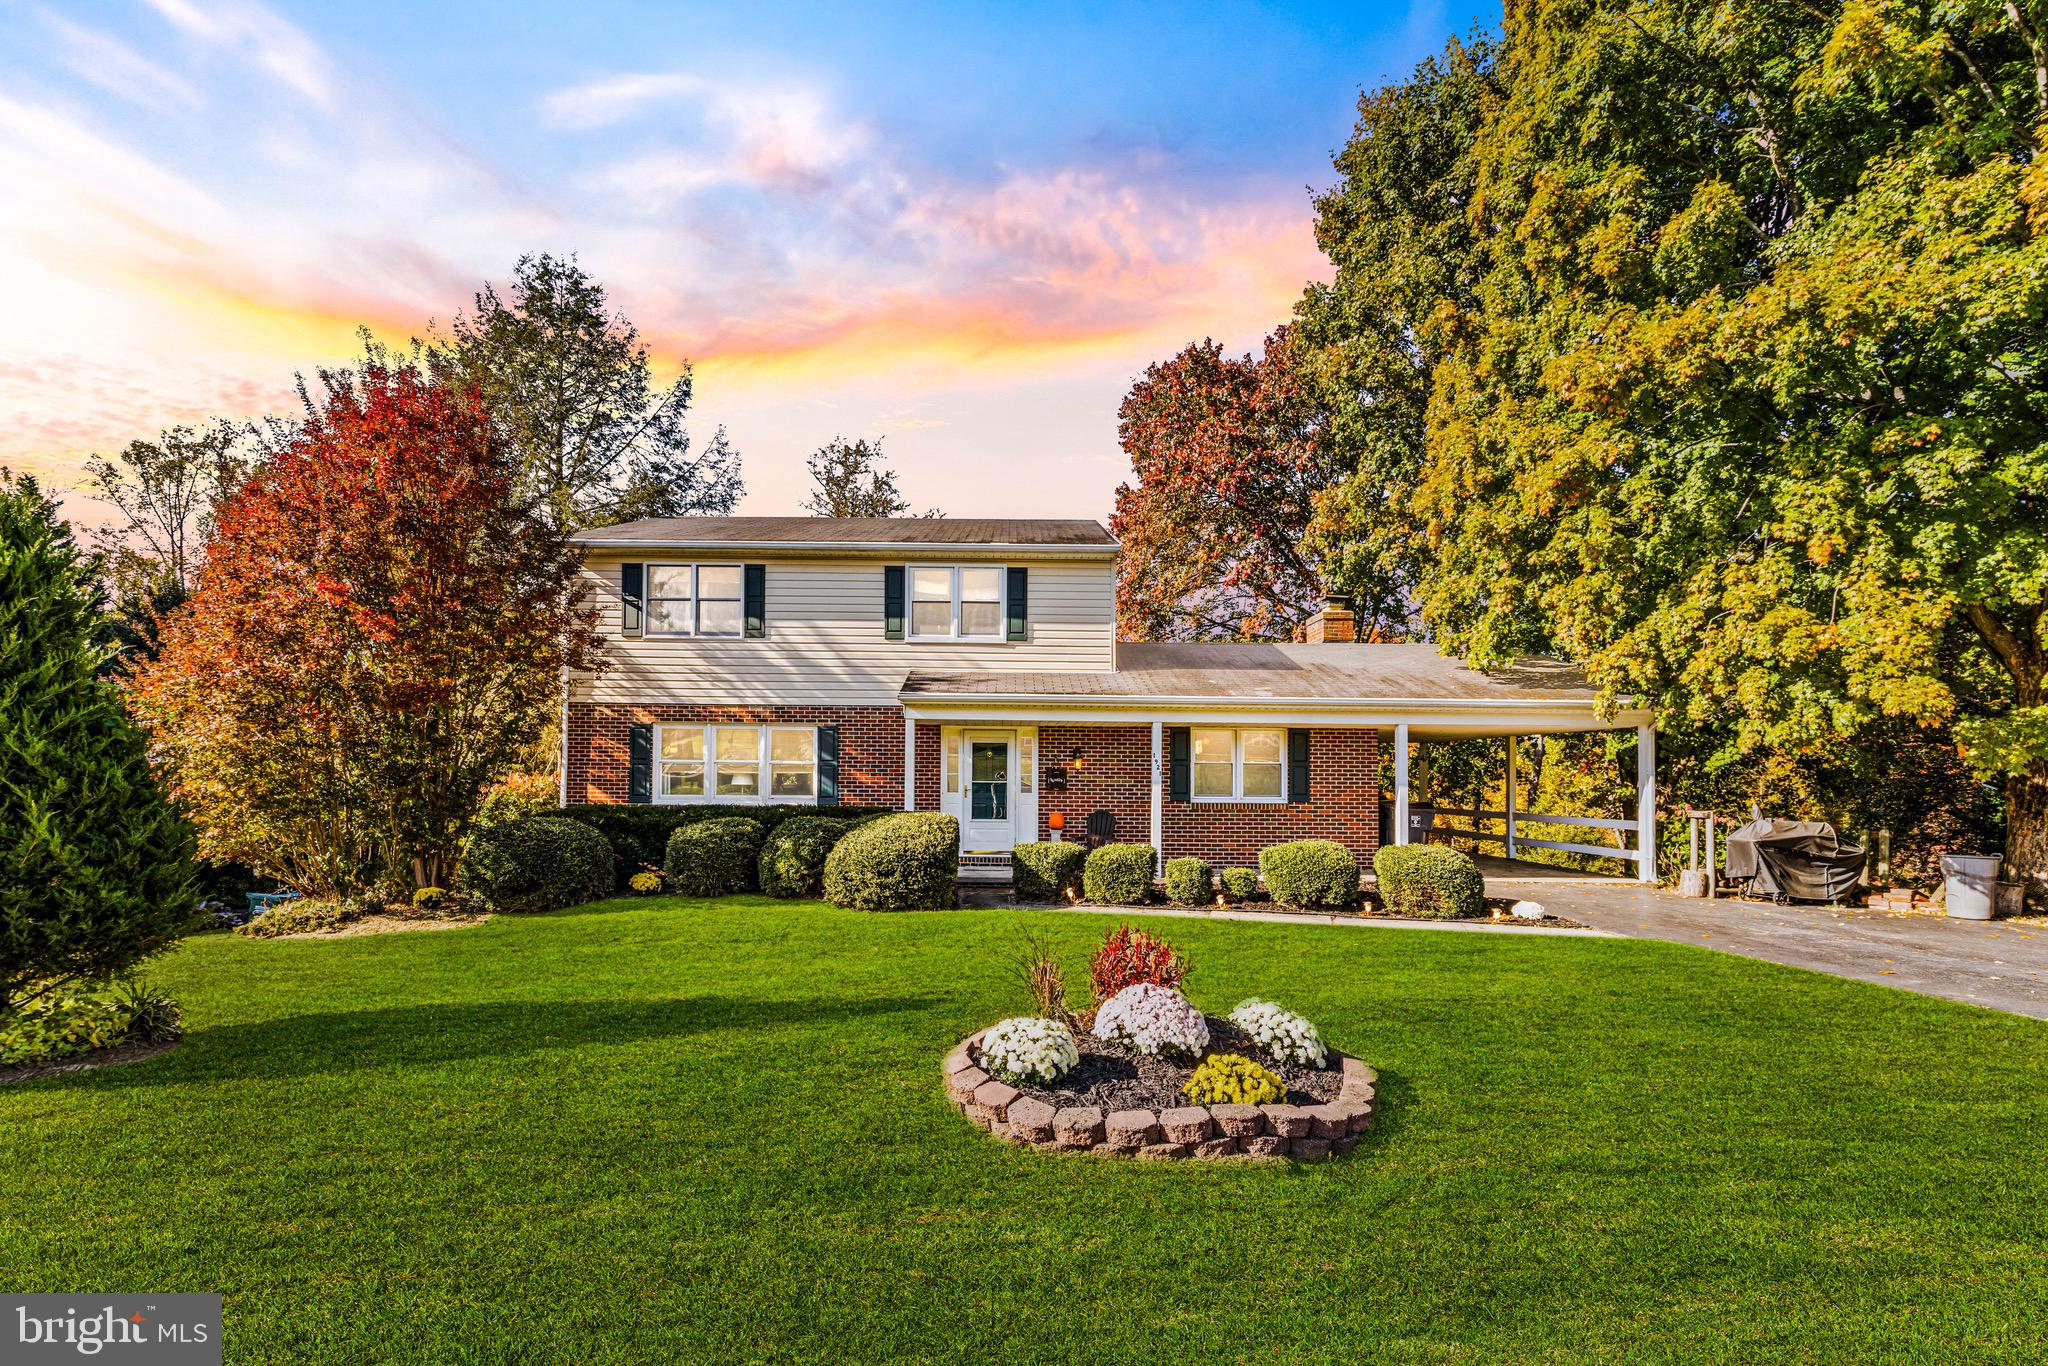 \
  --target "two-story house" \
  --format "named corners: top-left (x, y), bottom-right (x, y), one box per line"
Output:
top-left (562, 517), bottom-right (1657, 882)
